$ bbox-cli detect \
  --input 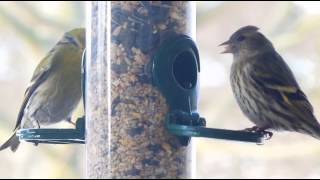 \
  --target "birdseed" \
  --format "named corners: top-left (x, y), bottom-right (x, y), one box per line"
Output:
top-left (86, 1), bottom-right (194, 178)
